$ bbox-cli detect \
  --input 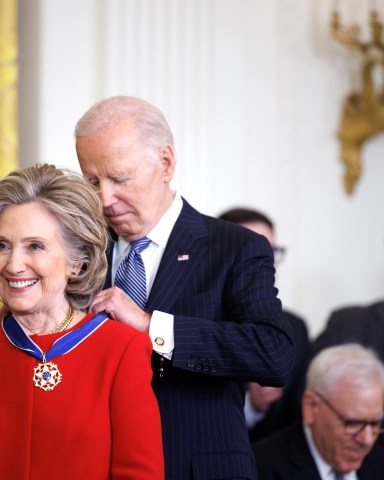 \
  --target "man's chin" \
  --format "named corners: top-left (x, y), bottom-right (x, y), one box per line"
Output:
top-left (106, 214), bottom-right (126, 227)
top-left (107, 221), bottom-right (134, 239)
top-left (109, 223), bottom-right (128, 236)
top-left (337, 457), bottom-right (365, 473)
